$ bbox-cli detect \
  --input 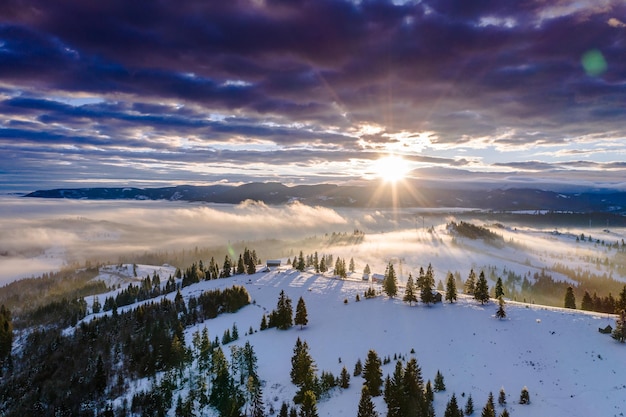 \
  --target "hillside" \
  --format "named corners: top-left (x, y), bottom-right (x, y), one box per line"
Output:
top-left (4, 261), bottom-right (624, 417)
